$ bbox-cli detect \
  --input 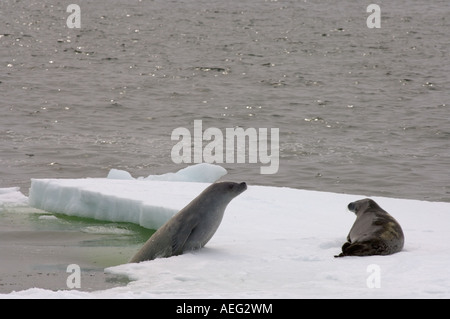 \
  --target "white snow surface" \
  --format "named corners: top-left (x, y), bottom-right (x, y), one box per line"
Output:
top-left (1, 164), bottom-right (450, 298)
